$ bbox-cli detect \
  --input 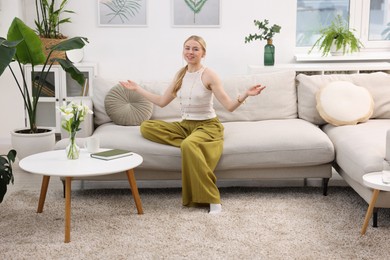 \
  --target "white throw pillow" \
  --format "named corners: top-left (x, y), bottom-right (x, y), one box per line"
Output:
top-left (316, 81), bottom-right (374, 126)
top-left (297, 72), bottom-right (390, 125)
